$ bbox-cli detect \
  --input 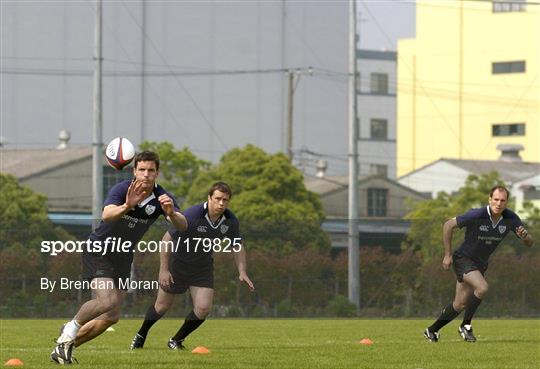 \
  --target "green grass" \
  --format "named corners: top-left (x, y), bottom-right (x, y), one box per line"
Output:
top-left (1, 319), bottom-right (539, 368)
